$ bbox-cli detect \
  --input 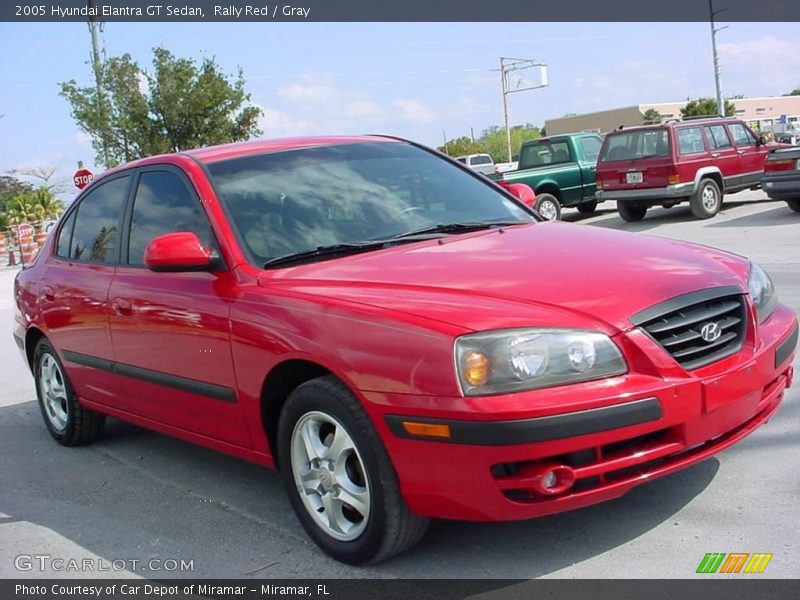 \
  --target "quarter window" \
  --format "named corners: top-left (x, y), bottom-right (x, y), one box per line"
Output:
top-left (127, 170), bottom-right (214, 266)
top-left (55, 210), bottom-right (77, 258)
top-left (706, 125), bottom-right (732, 149)
top-left (68, 176), bottom-right (129, 263)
